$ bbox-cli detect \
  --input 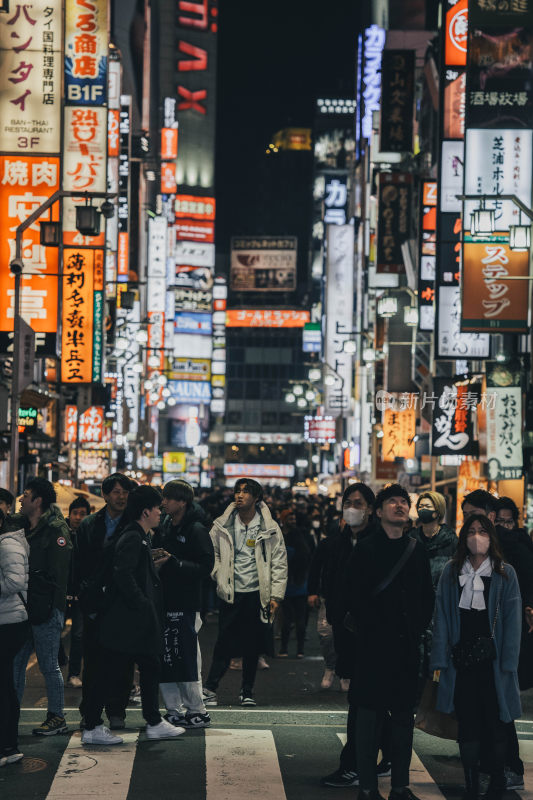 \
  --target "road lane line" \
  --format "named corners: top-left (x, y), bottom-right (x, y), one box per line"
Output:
top-left (206, 728), bottom-right (286, 800)
top-left (45, 730), bottom-right (139, 800)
